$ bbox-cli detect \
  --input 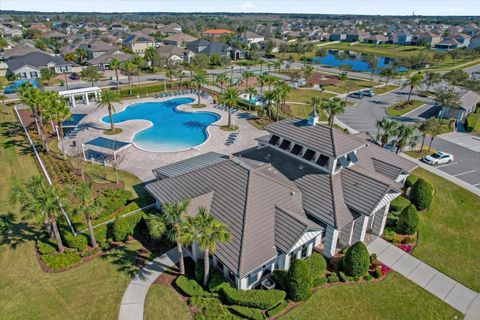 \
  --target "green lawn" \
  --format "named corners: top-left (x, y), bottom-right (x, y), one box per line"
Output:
top-left (0, 109), bottom-right (136, 319)
top-left (466, 111), bottom-right (480, 135)
top-left (281, 273), bottom-right (462, 320)
top-left (324, 78), bottom-right (378, 94)
top-left (412, 168), bottom-right (480, 291)
top-left (386, 100), bottom-right (424, 117)
top-left (286, 104), bottom-right (328, 121)
top-left (287, 89), bottom-right (335, 104)
top-left (144, 284), bottom-right (191, 320)
top-left (373, 85), bottom-right (399, 95)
